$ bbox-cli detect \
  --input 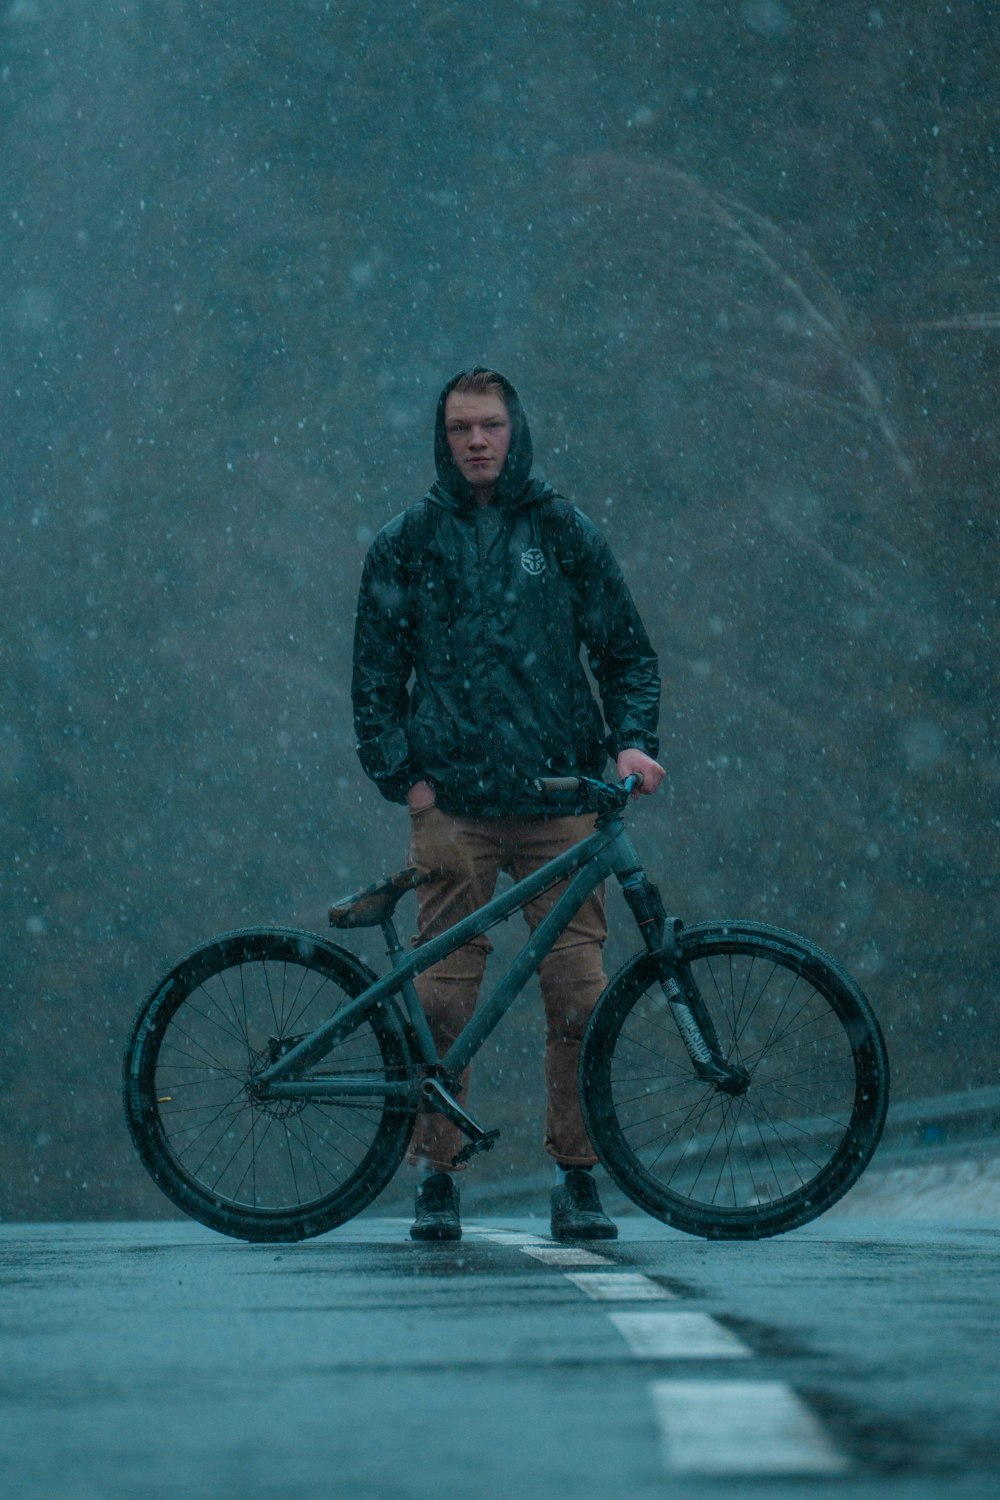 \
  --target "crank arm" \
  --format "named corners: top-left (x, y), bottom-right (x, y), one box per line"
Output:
top-left (421, 1077), bottom-right (498, 1145)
